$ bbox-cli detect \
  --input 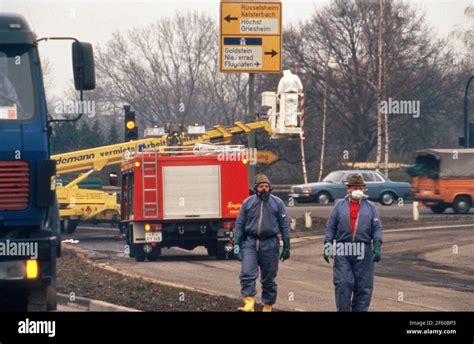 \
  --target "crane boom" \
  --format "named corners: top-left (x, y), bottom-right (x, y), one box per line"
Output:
top-left (52, 120), bottom-right (272, 175)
